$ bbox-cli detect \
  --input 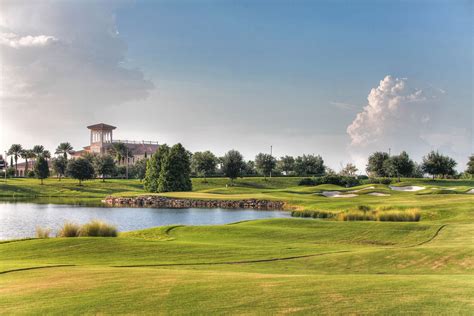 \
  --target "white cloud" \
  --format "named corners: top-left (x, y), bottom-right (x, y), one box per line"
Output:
top-left (346, 75), bottom-right (471, 171)
top-left (0, 0), bottom-right (153, 127)
top-left (0, 32), bottom-right (58, 48)
top-left (347, 75), bottom-right (427, 146)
